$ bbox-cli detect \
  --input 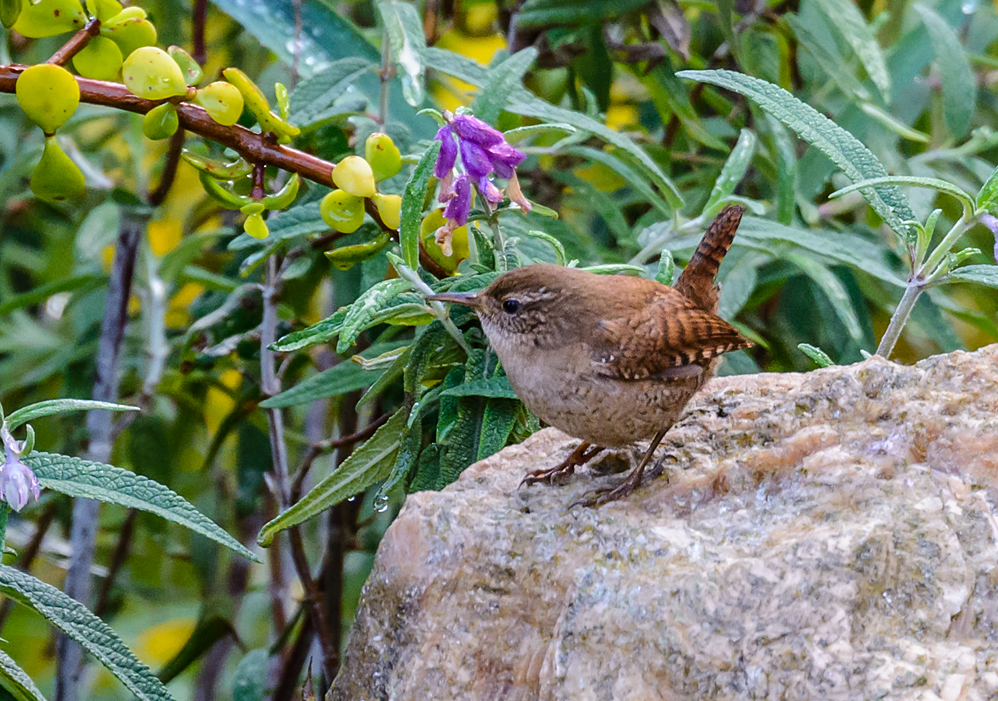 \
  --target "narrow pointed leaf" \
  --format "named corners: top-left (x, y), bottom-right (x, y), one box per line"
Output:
top-left (471, 48), bottom-right (538, 125)
top-left (914, 4), bottom-right (976, 138)
top-left (0, 650), bottom-right (46, 701)
top-left (816, 0), bottom-right (891, 101)
top-left (5, 400), bottom-right (137, 432)
top-left (400, 141), bottom-right (441, 269)
top-left (678, 69), bottom-right (917, 241)
top-left (257, 408), bottom-right (408, 546)
top-left (440, 376), bottom-right (517, 399)
top-left (24, 453), bottom-right (259, 562)
top-left (703, 128), bottom-right (757, 216)
top-left (0, 565), bottom-right (173, 701)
